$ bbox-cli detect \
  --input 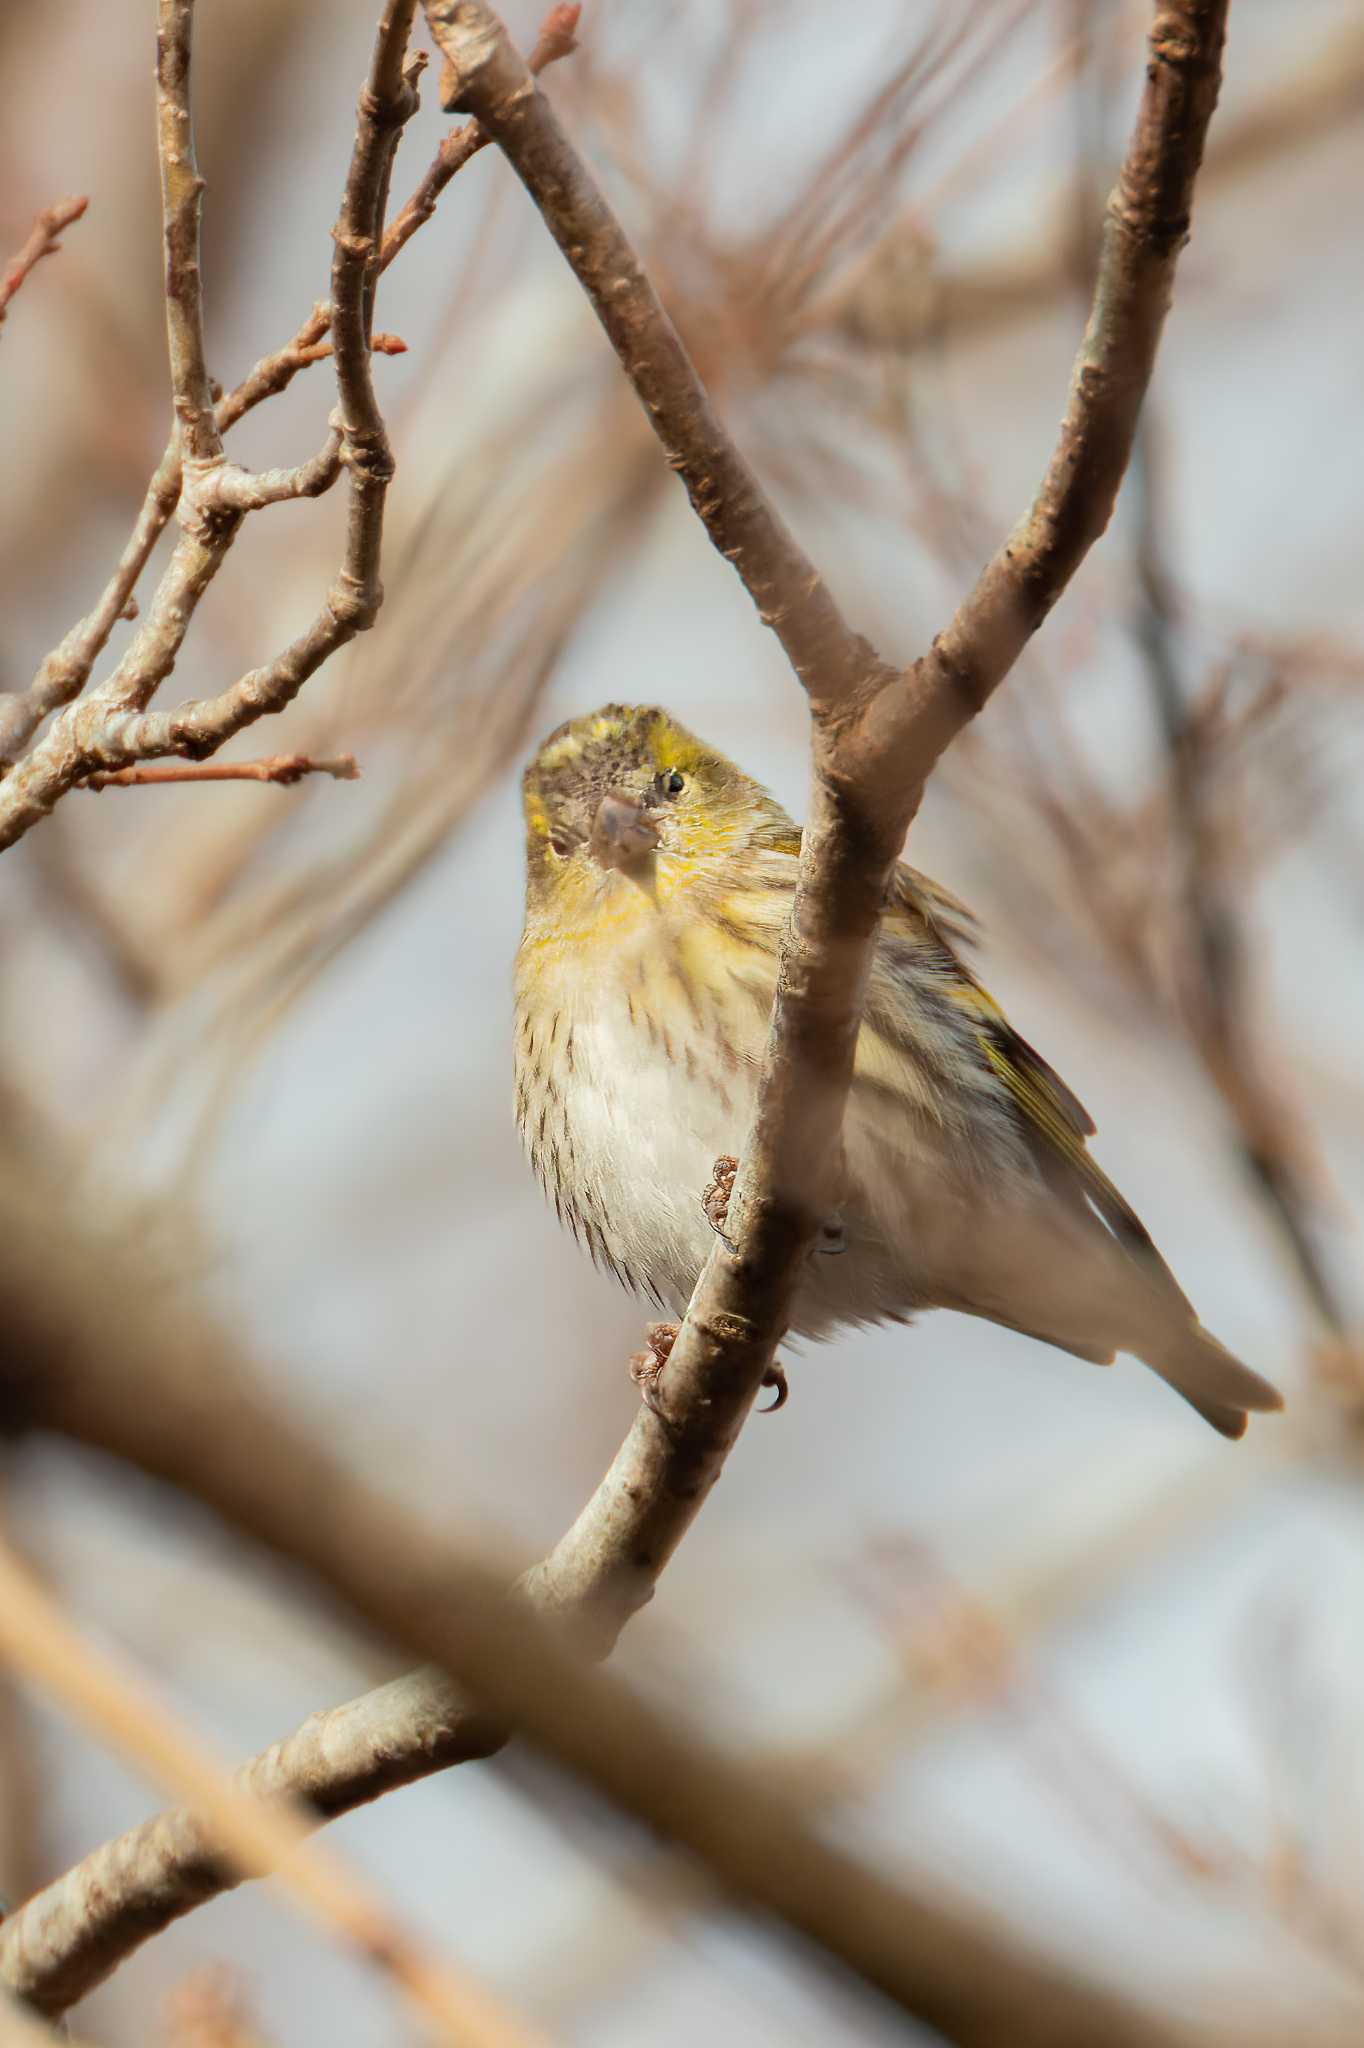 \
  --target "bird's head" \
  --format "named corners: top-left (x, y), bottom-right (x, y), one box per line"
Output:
top-left (521, 704), bottom-right (791, 926)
